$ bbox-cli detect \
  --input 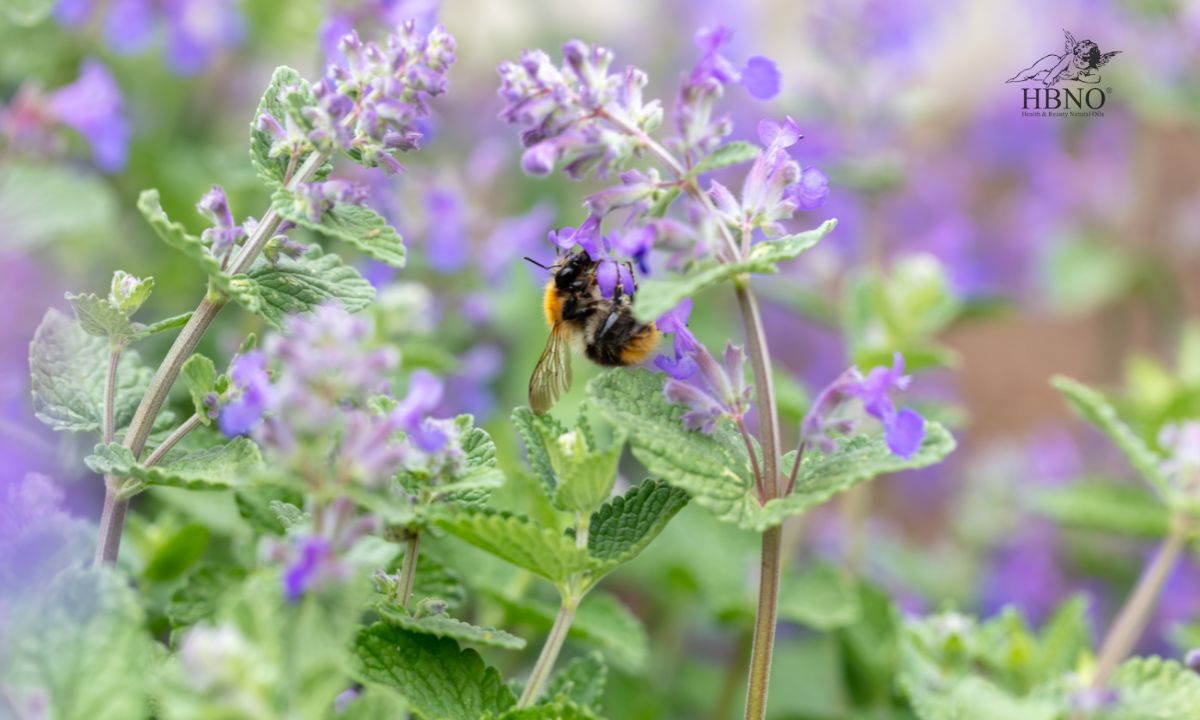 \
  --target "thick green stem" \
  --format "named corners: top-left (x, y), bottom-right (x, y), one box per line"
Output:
top-left (93, 151), bottom-right (326, 567)
top-left (518, 595), bottom-right (578, 707)
top-left (103, 343), bottom-right (123, 444)
top-left (397, 532), bottom-right (421, 609)
top-left (744, 526), bottom-right (783, 720)
top-left (1092, 516), bottom-right (1189, 688)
